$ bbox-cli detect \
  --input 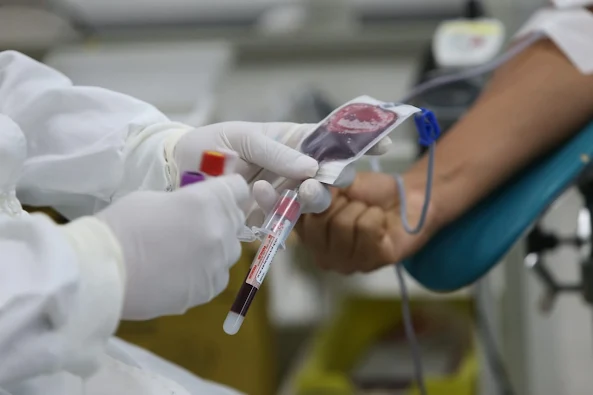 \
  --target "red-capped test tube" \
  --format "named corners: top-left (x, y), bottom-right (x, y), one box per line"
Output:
top-left (180, 150), bottom-right (226, 187)
top-left (223, 189), bottom-right (302, 335)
